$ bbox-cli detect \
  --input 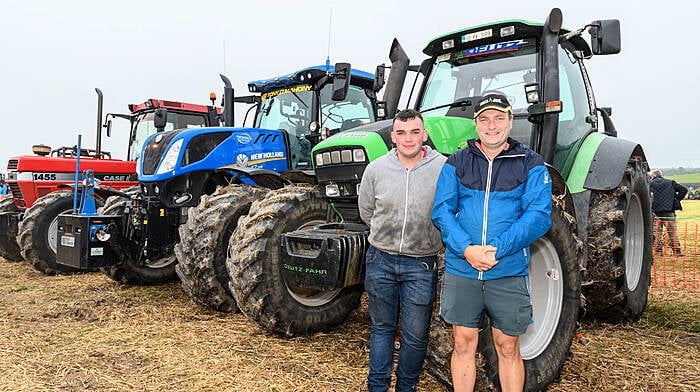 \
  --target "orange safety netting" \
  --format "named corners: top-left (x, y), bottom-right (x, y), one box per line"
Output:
top-left (651, 218), bottom-right (699, 290)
